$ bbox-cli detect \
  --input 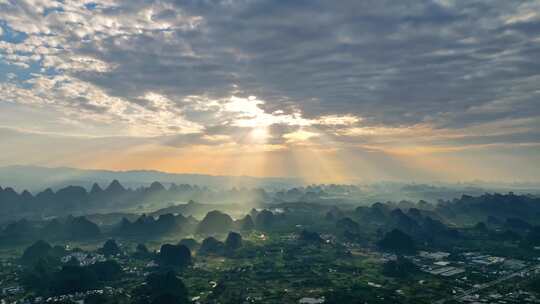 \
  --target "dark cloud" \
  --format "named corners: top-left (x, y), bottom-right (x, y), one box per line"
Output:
top-left (1, 0), bottom-right (539, 145)
top-left (51, 0), bottom-right (538, 132)
top-left (443, 131), bottom-right (540, 147)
